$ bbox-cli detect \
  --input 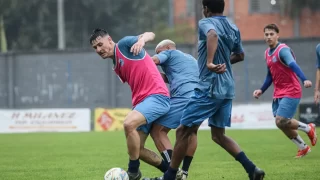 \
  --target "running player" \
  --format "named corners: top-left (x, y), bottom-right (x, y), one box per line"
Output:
top-left (253, 24), bottom-right (317, 158)
top-left (144, 0), bottom-right (265, 180)
top-left (90, 29), bottom-right (170, 180)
